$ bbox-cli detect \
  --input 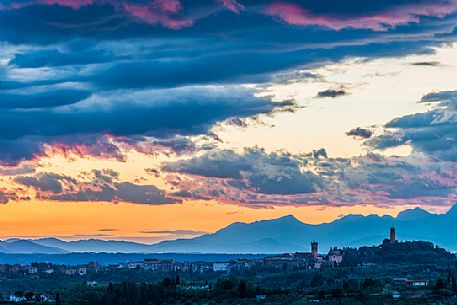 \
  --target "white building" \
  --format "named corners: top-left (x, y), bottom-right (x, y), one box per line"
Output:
top-left (9, 294), bottom-right (26, 303)
top-left (27, 267), bottom-right (38, 274)
top-left (127, 262), bottom-right (145, 269)
top-left (328, 249), bottom-right (343, 266)
top-left (78, 267), bottom-right (87, 276)
top-left (212, 262), bottom-right (230, 272)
